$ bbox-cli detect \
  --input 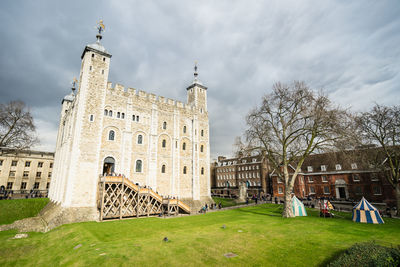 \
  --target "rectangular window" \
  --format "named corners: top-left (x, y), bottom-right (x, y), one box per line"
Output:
top-left (11, 160), bottom-right (18, 166)
top-left (36, 172), bottom-right (41, 178)
top-left (370, 173), bottom-right (379, 181)
top-left (48, 172), bottom-right (52, 178)
top-left (309, 186), bottom-right (315, 194)
top-left (351, 163), bottom-right (357, 169)
top-left (322, 176), bottom-right (328, 182)
top-left (323, 186), bottom-right (330, 194)
top-left (23, 171), bottom-right (29, 177)
top-left (46, 182), bottom-right (50, 189)
top-left (353, 174), bottom-right (360, 182)
top-left (307, 166), bottom-right (313, 172)
top-left (335, 164), bottom-right (342, 171)
top-left (89, 114), bottom-right (94, 122)
top-left (50, 163), bottom-right (53, 168)
top-left (33, 182), bottom-right (40, 189)
top-left (0, 159), bottom-right (3, 166)
top-left (25, 161), bottom-right (31, 167)
top-left (6, 182), bottom-right (13, 190)
top-left (9, 171), bottom-right (15, 177)
top-left (308, 176), bottom-right (314, 182)
top-left (373, 186), bottom-right (382, 195)
top-left (321, 165), bottom-right (327, 171)
top-left (355, 186), bottom-right (362, 195)
top-left (20, 182), bottom-right (27, 190)
top-left (278, 187), bottom-right (283, 194)
top-left (38, 162), bottom-right (43, 168)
